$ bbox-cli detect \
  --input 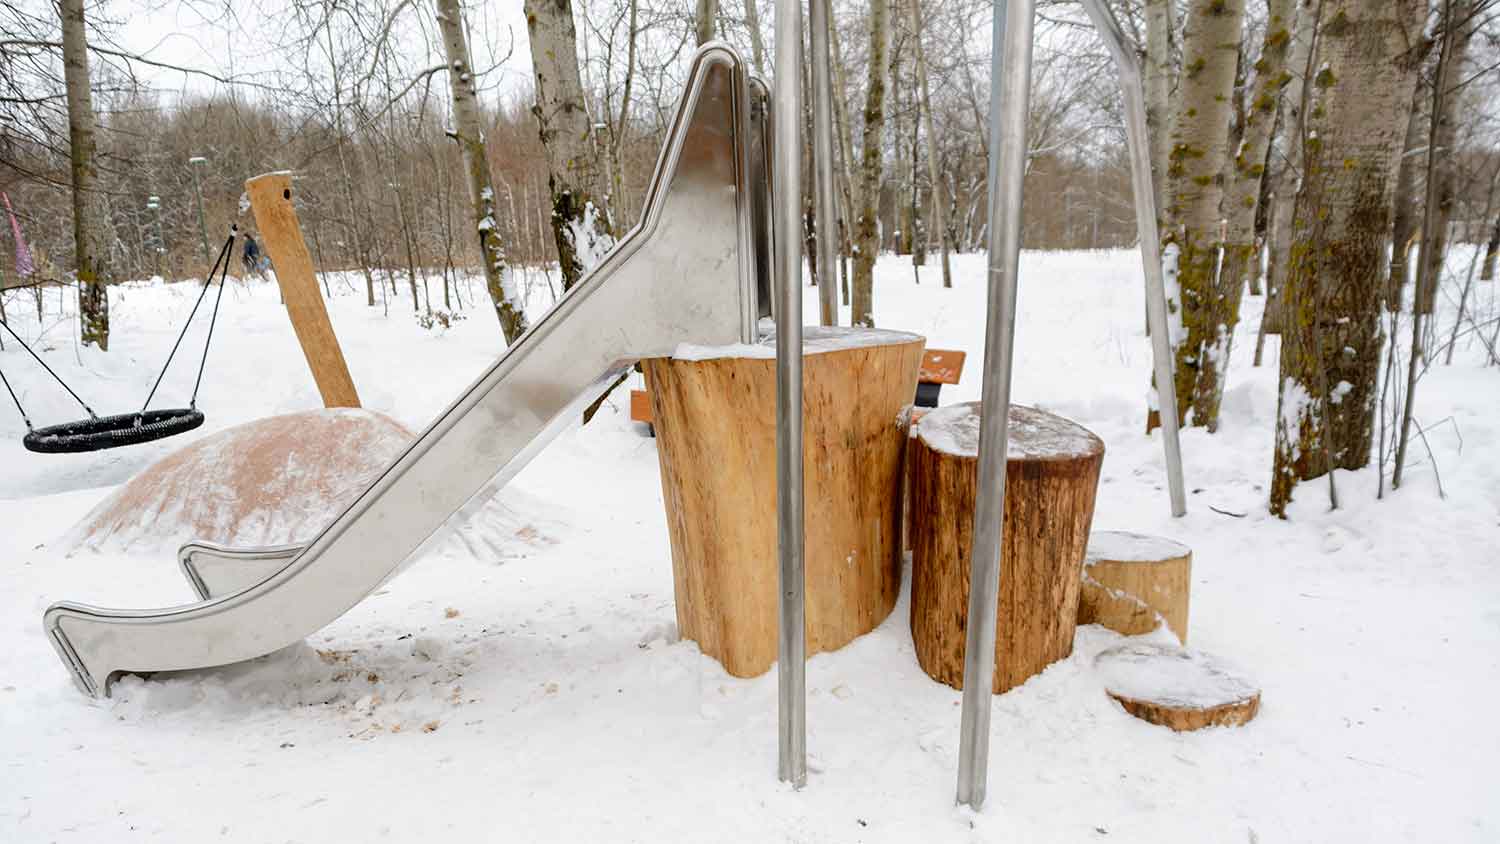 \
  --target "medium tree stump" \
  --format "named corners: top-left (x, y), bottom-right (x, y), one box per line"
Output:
top-left (909, 402), bottom-right (1105, 693)
top-left (1096, 642), bottom-right (1261, 731)
top-left (644, 327), bottom-right (925, 678)
top-left (1080, 531), bottom-right (1192, 643)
